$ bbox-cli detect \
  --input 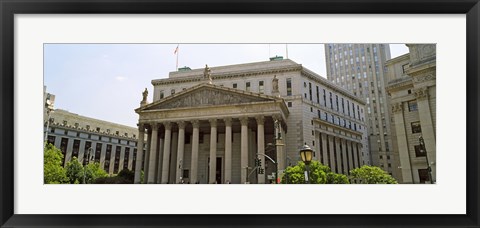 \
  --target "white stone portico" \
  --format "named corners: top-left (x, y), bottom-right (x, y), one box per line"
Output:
top-left (134, 83), bottom-right (289, 184)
